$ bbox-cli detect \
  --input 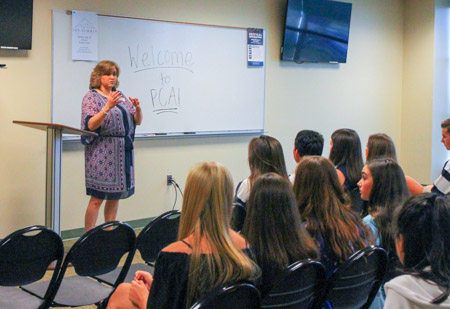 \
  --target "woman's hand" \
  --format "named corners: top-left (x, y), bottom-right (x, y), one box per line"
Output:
top-left (104, 91), bottom-right (124, 112)
top-left (129, 97), bottom-right (140, 110)
top-left (134, 270), bottom-right (153, 290)
top-left (129, 279), bottom-right (150, 309)
top-left (129, 97), bottom-right (143, 125)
